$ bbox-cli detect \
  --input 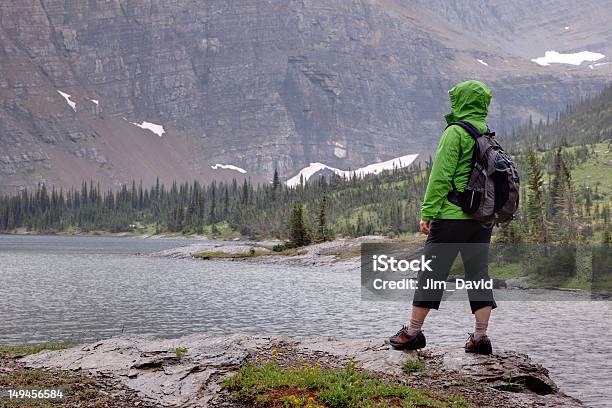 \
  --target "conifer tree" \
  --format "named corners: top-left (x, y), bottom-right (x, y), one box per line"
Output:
top-left (553, 151), bottom-right (576, 240)
top-left (208, 182), bottom-right (217, 224)
top-left (288, 203), bottom-right (310, 247)
top-left (272, 168), bottom-right (281, 201)
top-left (315, 194), bottom-right (330, 242)
top-left (526, 149), bottom-right (547, 242)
